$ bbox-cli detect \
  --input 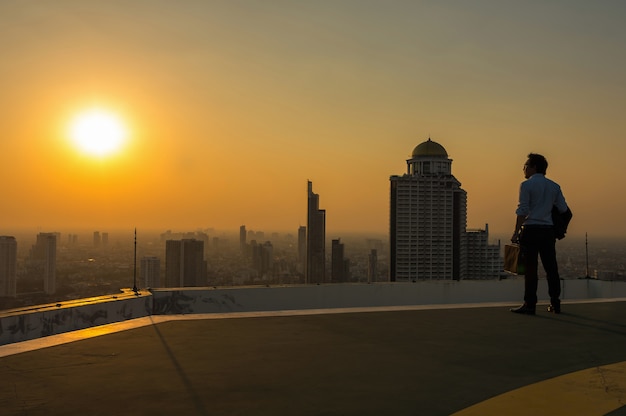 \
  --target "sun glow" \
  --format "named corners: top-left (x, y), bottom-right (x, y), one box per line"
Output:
top-left (69, 109), bottom-right (128, 157)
